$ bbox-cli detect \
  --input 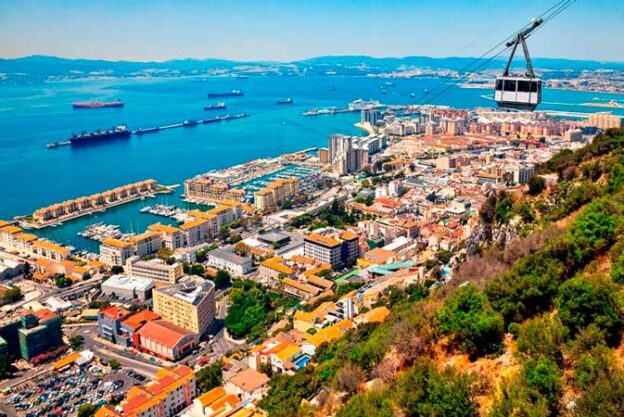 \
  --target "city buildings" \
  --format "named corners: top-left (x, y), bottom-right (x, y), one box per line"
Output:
top-left (100, 239), bottom-right (135, 266)
top-left (129, 231), bottom-right (163, 258)
top-left (207, 248), bottom-right (253, 275)
top-left (303, 230), bottom-right (360, 269)
top-left (97, 305), bottom-right (133, 344)
top-left (136, 320), bottom-right (198, 361)
top-left (96, 365), bottom-right (196, 417)
top-left (125, 256), bottom-right (184, 284)
top-left (0, 308), bottom-right (63, 361)
top-left (253, 178), bottom-right (299, 213)
top-left (32, 180), bottom-right (158, 226)
top-left (184, 177), bottom-right (246, 204)
top-left (153, 278), bottom-right (217, 337)
top-left (588, 112), bottom-right (622, 130)
top-left (101, 274), bottom-right (155, 301)
top-left (328, 134), bottom-right (387, 175)
top-left (149, 223), bottom-right (184, 249)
